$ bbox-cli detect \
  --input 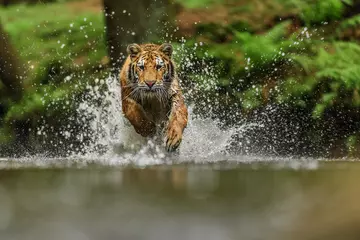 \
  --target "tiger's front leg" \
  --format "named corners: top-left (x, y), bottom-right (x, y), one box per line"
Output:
top-left (165, 92), bottom-right (188, 152)
top-left (122, 98), bottom-right (156, 137)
